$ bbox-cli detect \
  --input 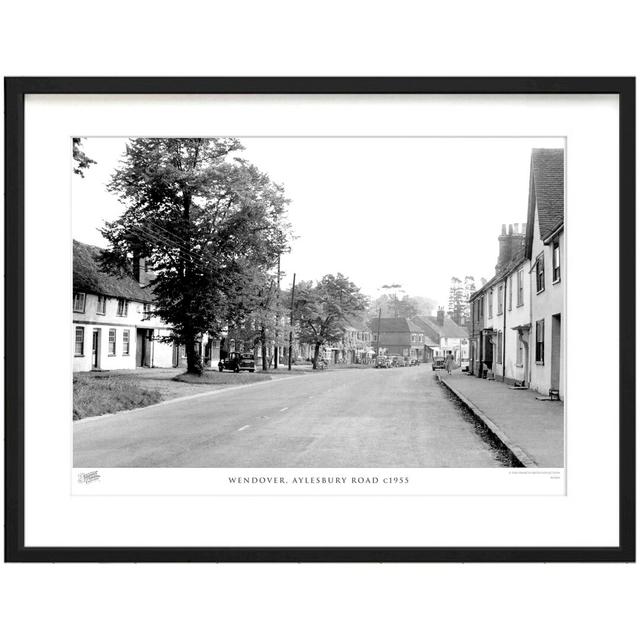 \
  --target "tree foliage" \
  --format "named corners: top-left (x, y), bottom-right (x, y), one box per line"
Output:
top-left (102, 137), bottom-right (290, 374)
top-left (292, 274), bottom-right (368, 368)
top-left (73, 138), bottom-right (96, 177)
